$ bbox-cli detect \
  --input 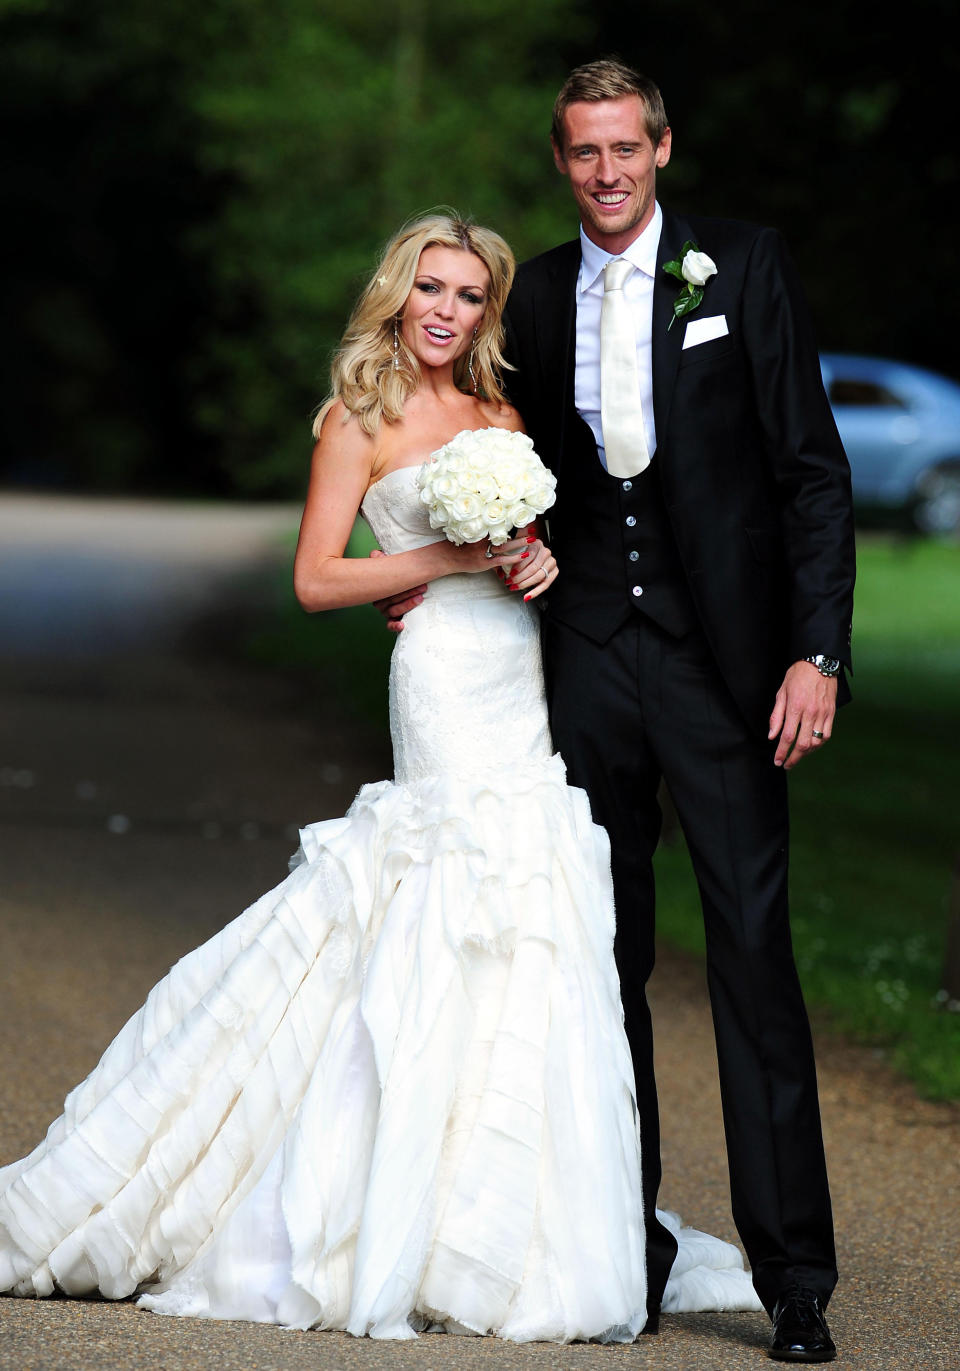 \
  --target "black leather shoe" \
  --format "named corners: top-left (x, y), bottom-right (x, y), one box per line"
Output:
top-left (769, 1286), bottom-right (836, 1362)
